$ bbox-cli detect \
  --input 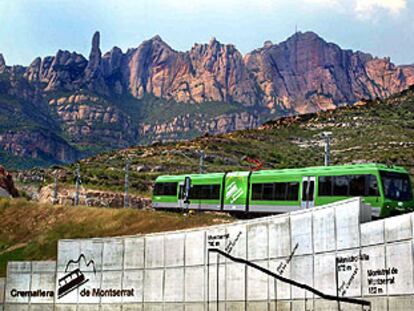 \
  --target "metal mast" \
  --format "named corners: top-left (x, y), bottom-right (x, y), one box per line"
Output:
top-left (124, 158), bottom-right (130, 208)
top-left (199, 151), bottom-right (205, 174)
top-left (52, 171), bottom-right (58, 205)
top-left (74, 163), bottom-right (81, 206)
top-left (321, 132), bottom-right (332, 166)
